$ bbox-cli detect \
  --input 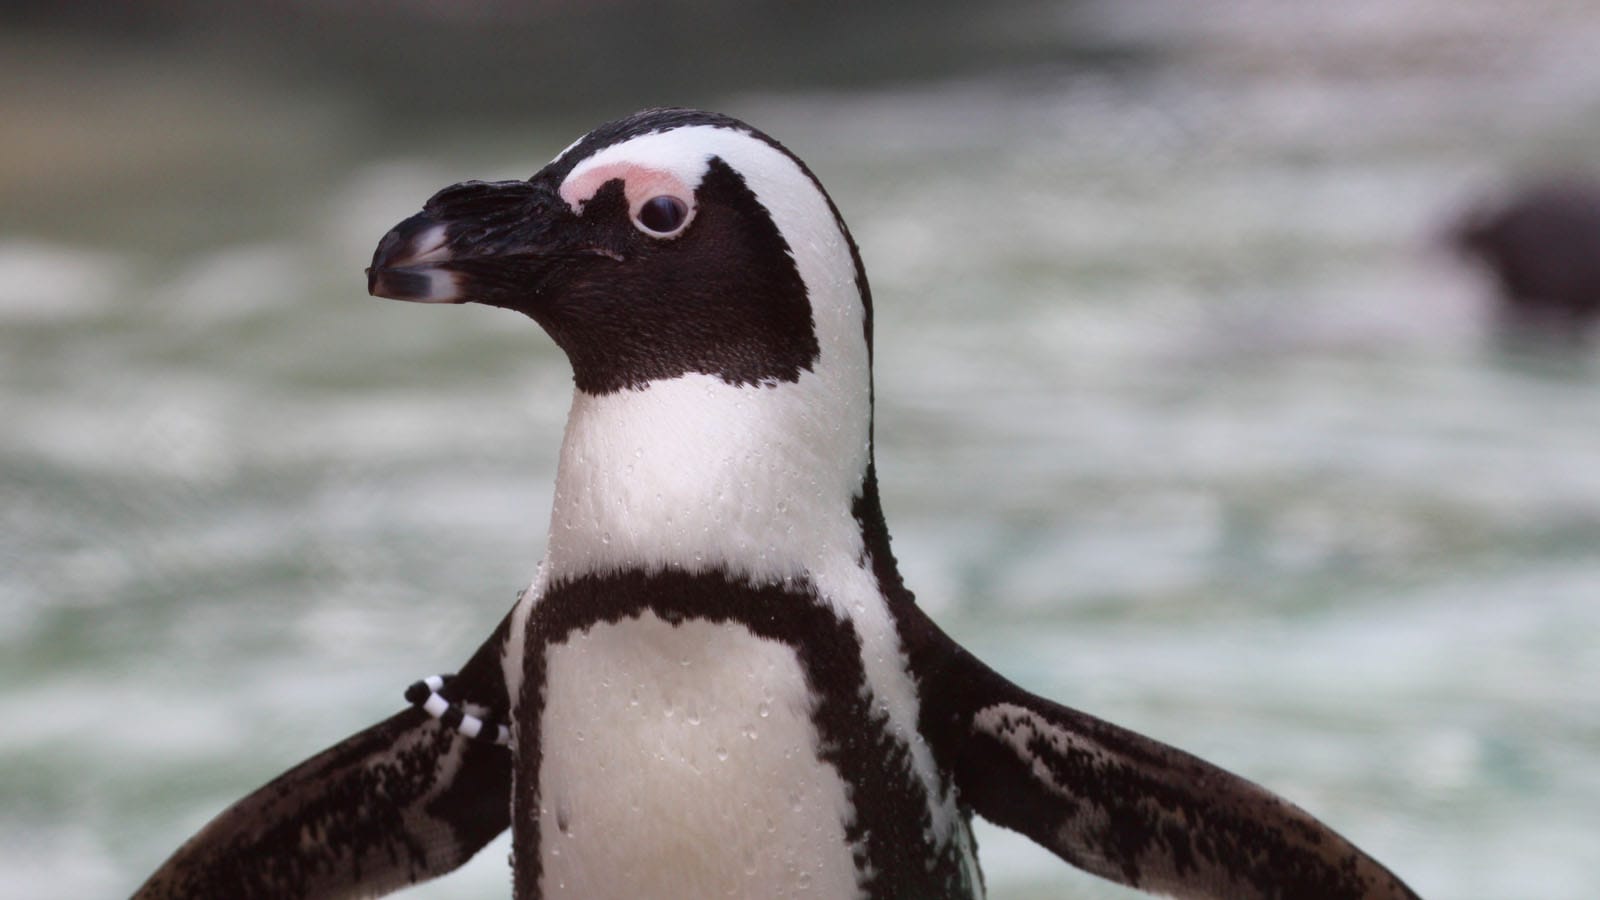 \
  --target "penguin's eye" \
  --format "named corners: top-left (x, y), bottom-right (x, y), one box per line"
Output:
top-left (635, 195), bottom-right (689, 236)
